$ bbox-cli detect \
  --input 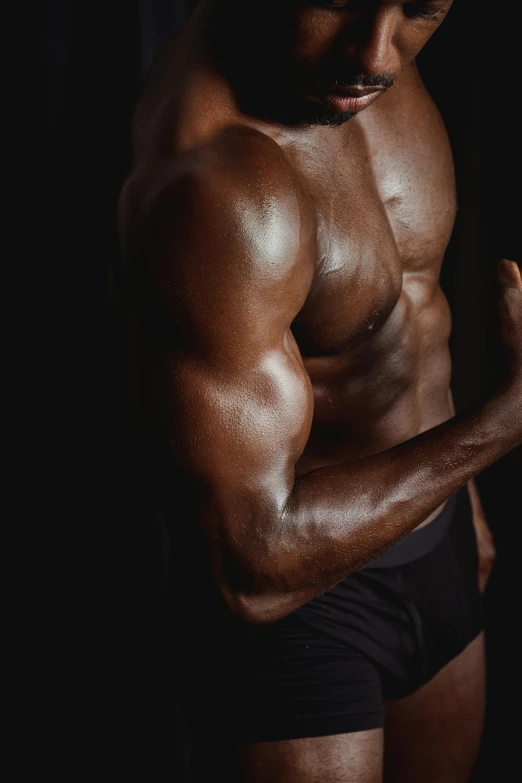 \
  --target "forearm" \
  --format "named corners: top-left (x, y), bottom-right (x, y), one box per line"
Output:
top-left (241, 390), bottom-right (518, 624)
top-left (447, 386), bottom-right (482, 505)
